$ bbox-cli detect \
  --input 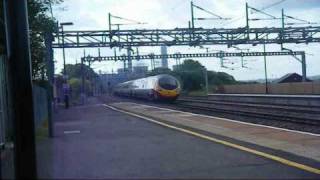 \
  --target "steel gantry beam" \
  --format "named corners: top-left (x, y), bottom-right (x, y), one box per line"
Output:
top-left (81, 51), bottom-right (307, 81)
top-left (81, 51), bottom-right (305, 62)
top-left (53, 26), bottom-right (320, 48)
